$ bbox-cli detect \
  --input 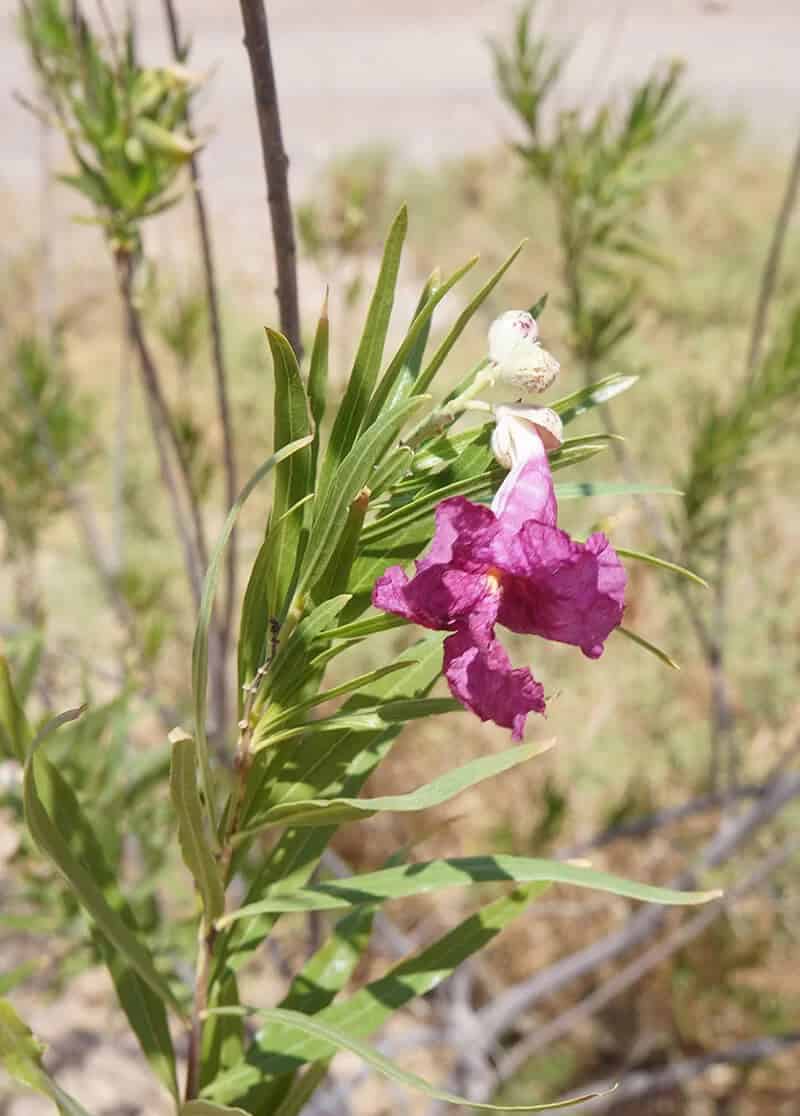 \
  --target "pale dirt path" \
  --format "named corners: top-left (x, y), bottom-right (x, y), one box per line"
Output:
top-left (1, 0), bottom-right (799, 274)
